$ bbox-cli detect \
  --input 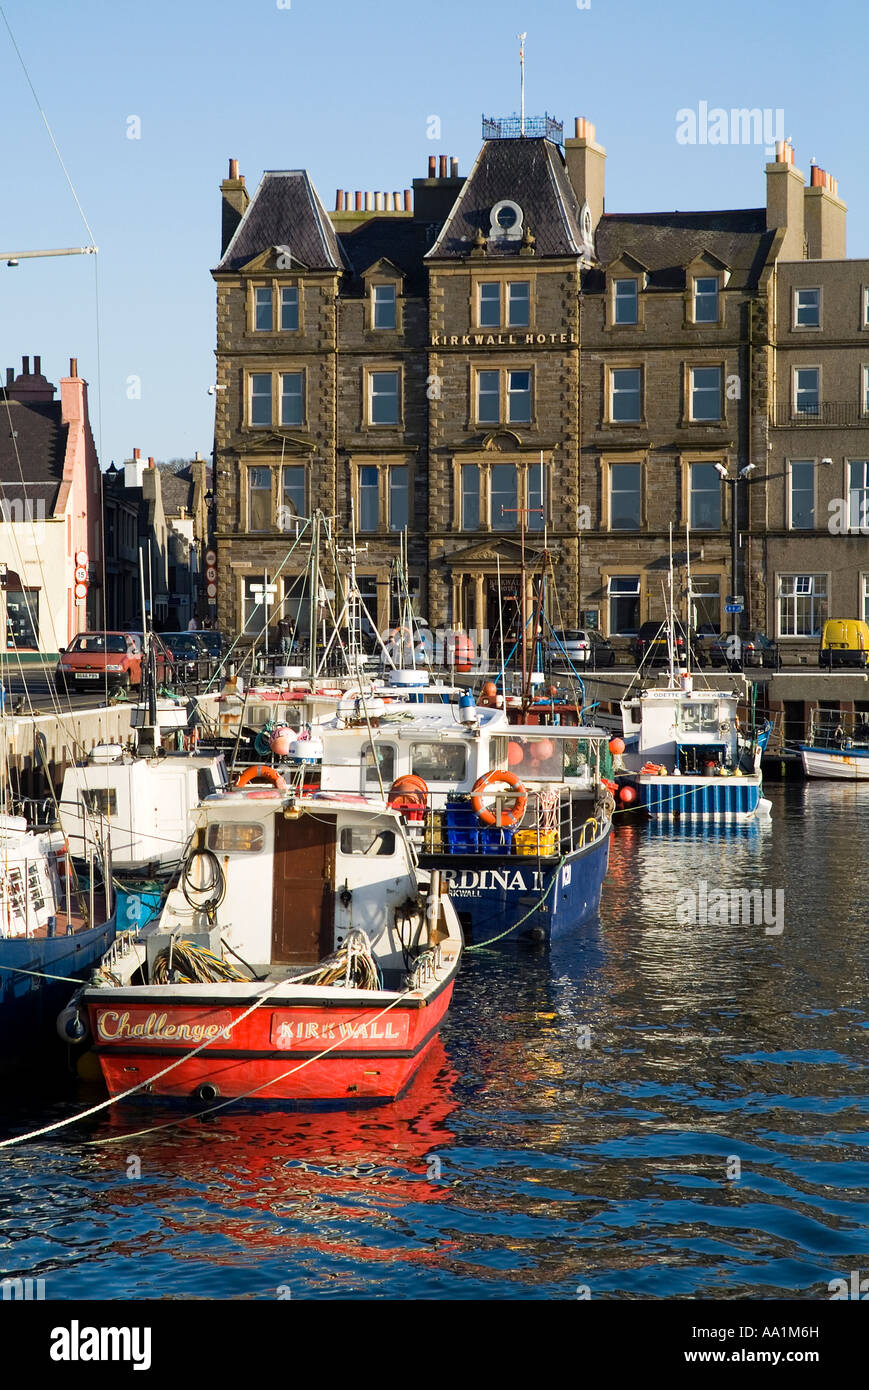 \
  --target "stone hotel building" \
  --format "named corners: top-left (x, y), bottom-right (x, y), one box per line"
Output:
top-left (211, 117), bottom-right (868, 657)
